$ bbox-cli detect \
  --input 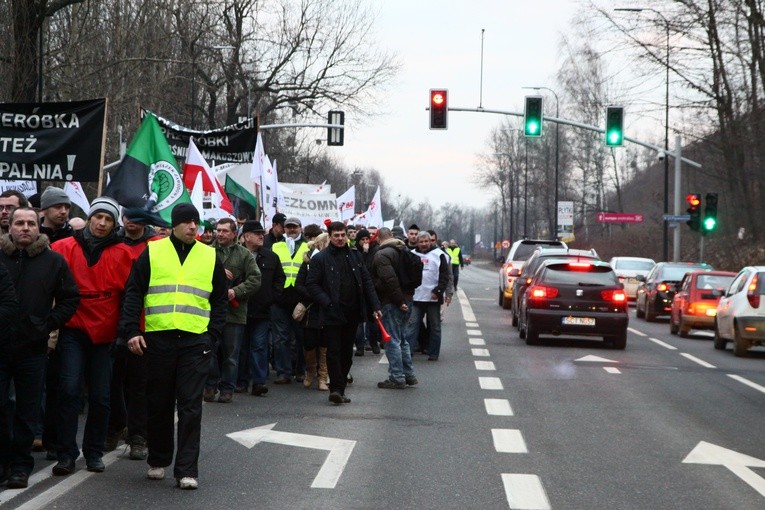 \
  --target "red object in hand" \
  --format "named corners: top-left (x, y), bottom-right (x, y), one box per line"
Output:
top-left (376, 317), bottom-right (391, 343)
top-left (229, 298), bottom-right (240, 308)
